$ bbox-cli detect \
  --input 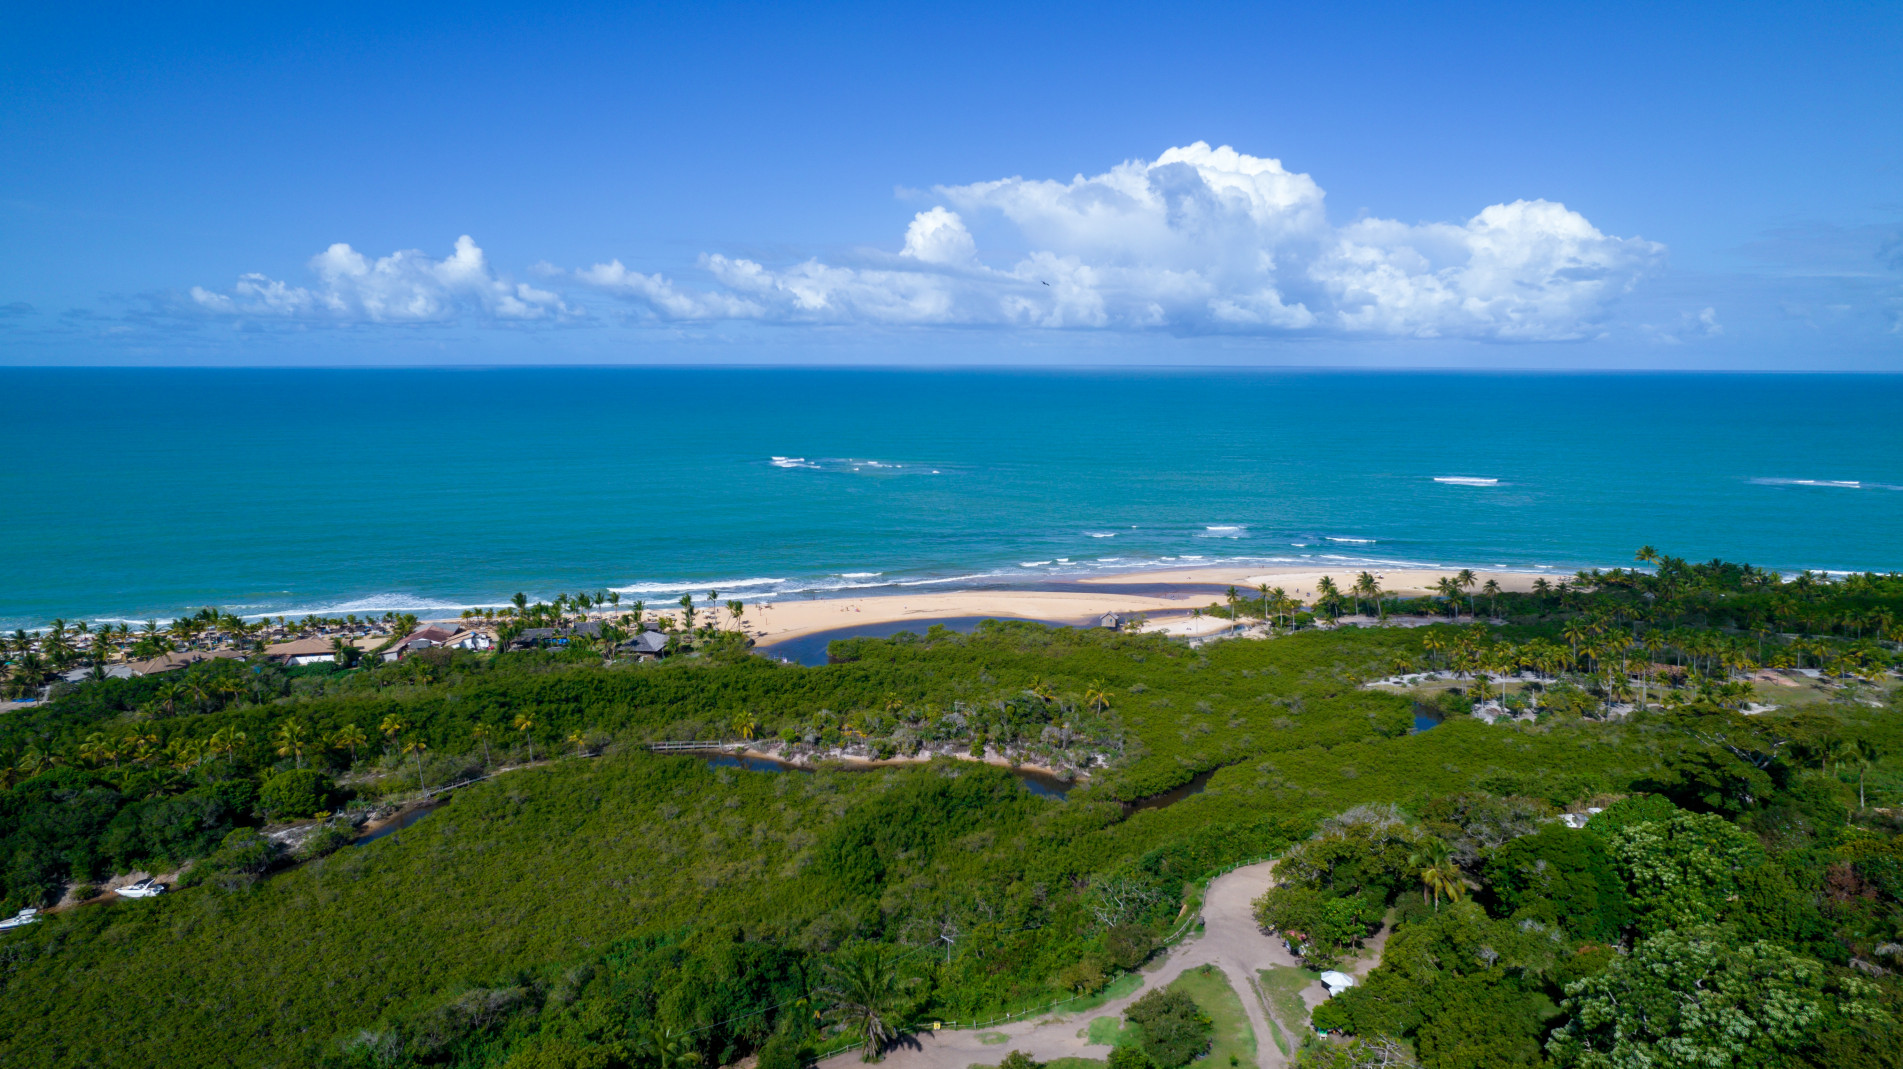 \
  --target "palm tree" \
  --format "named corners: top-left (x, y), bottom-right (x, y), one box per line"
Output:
top-left (822, 943), bottom-right (915, 1061)
top-left (1409, 839), bottom-right (1464, 909)
top-left (511, 592), bottom-right (528, 613)
top-left (727, 600), bottom-right (746, 631)
top-left (1083, 679), bottom-right (1111, 715)
top-left (1455, 569), bottom-right (1477, 616)
top-left (1847, 737), bottom-right (1879, 810)
top-left (403, 737), bottom-right (429, 790)
top-left (679, 593), bottom-right (696, 630)
top-left (471, 722), bottom-right (495, 767)
top-left (1256, 583), bottom-right (1272, 628)
top-left (1353, 572), bottom-right (1377, 617)
top-left (208, 725), bottom-right (247, 762)
top-left (1481, 579), bottom-right (1502, 619)
top-left (275, 718), bottom-right (310, 769)
top-left (78, 732), bottom-right (116, 768)
top-left (638, 1023), bottom-right (702, 1069)
top-left (143, 680), bottom-right (180, 717)
top-left (380, 715), bottom-right (407, 756)
top-left (733, 712), bottom-right (760, 741)
top-left (1635, 545), bottom-right (1659, 567)
top-left (331, 723), bottom-right (368, 765)
top-left (515, 713), bottom-right (537, 762)
top-left (1435, 577), bottom-right (1462, 620)
top-left (1316, 576), bottom-right (1342, 622)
